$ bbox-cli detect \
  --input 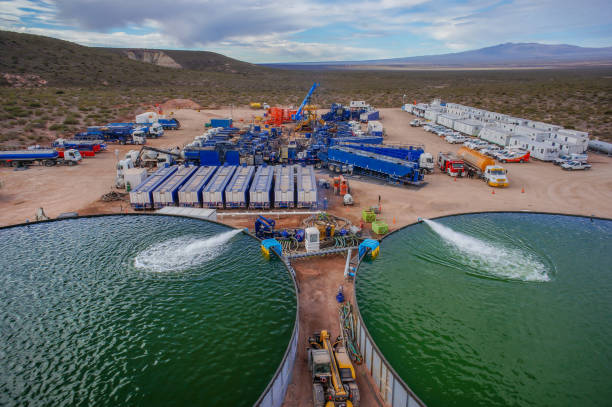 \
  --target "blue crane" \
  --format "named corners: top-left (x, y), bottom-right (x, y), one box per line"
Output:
top-left (292, 82), bottom-right (319, 121)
